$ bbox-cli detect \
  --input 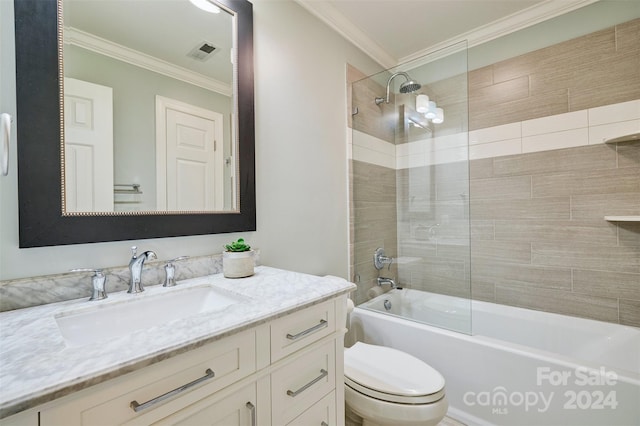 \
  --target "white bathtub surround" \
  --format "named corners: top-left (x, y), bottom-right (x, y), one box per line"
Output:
top-left (0, 266), bottom-right (354, 419)
top-left (350, 99), bottom-right (640, 169)
top-left (352, 289), bottom-right (640, 426)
